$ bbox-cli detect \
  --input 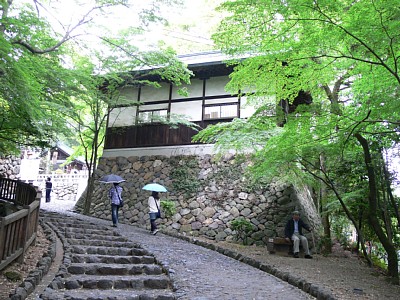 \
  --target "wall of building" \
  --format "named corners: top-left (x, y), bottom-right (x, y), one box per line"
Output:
top-left (109, 75), bottom-right (256, 128)
top-left (75, 153), bottom-right (321, 245)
